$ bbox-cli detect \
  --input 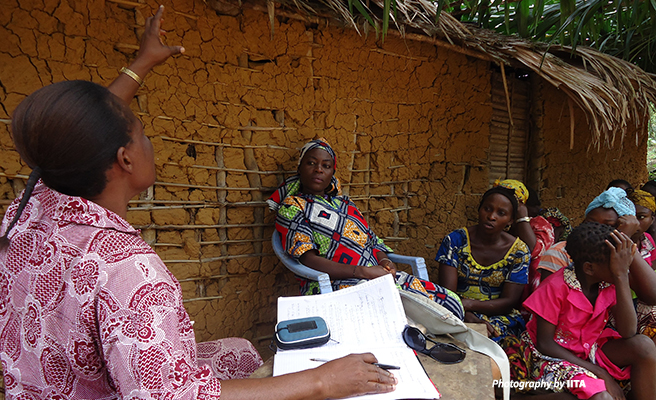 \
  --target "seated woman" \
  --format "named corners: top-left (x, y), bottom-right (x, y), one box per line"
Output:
top-left (627, 189), bottom-right (656, 340)
top-left (0, 9), bottom-right (397, 399)
top-left (627, 189), bottom-right (656, 266)
top-left (268, 138), bottom-right (464, 320)
top-left (436, 186), bottom-right (530, 341)
top-left (642, 180), bottom-right (656, 239)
